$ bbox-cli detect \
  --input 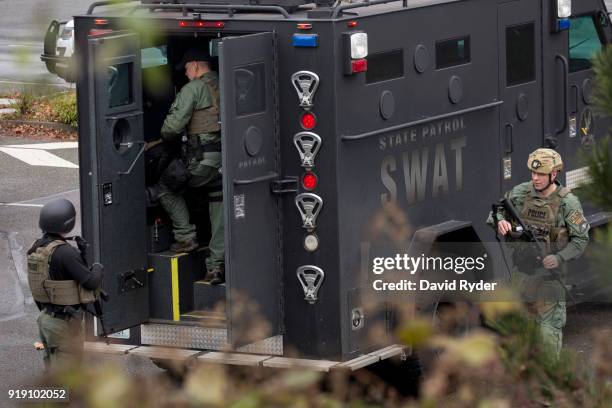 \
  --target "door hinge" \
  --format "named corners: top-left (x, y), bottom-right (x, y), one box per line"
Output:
top-left (271, 177), bottom-right (298, 194)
